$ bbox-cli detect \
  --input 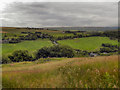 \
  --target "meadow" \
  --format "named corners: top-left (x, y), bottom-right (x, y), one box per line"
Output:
top-left (2, 36), bottom-right (118, 57)
top-left (47, 32), bottom-right (74, 38)
top-left (58, 37), bottom-right (118, 51)
top-left (2, 55), bottom-right (118, 88)
top-left (2, 39), bottom-right (53, 56)
top-left (1, 27), bottom-right (119, 88)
